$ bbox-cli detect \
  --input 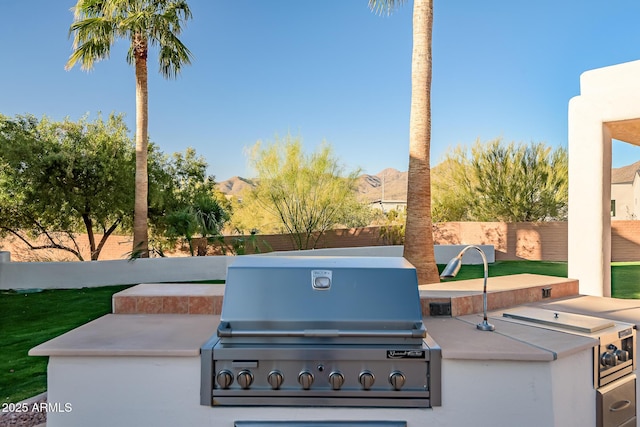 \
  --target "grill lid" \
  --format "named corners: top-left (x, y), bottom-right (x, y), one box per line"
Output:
top-left (218, 256), bottom-right (425, 343)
